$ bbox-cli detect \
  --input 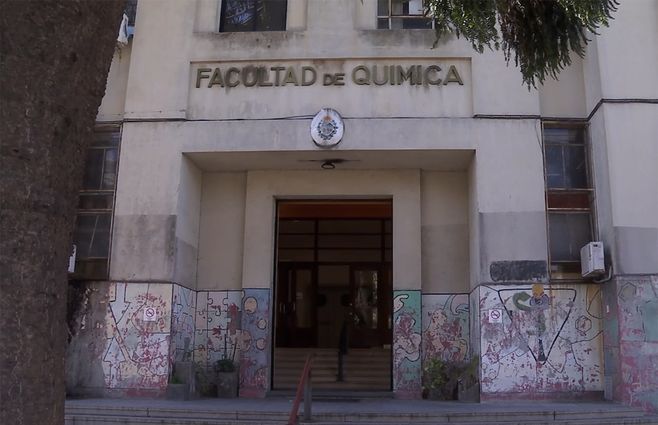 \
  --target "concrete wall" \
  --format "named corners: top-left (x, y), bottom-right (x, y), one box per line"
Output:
top-left (97, 45), bottom-right (131, 122)
top-left (242, 170), bottom-right (422, 290)
top-left (479, 283), bottom-right (604, 397)
top-left (473, 119), bottom-right (548, 284)
top-left (66, 282), bottom-right (173, 397)
top-left (421, 171), bottom-right (469, 293)
top-left (602, 104), bottom-right (658, 274)
top-left (197, 172), bottom-right (247, 290)
top-left (538, 56), bottom-right (586, 118)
